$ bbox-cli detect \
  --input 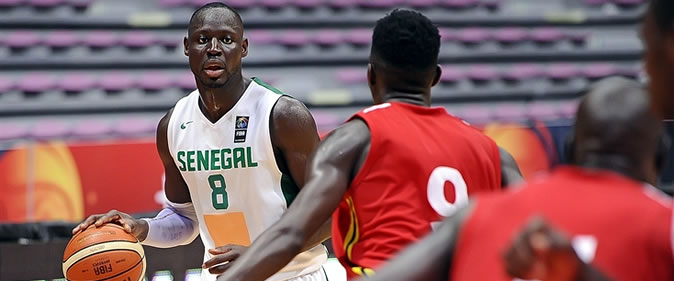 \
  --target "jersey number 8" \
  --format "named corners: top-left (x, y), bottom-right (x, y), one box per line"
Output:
top-left (208, 174), bottom-right (229, 209)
